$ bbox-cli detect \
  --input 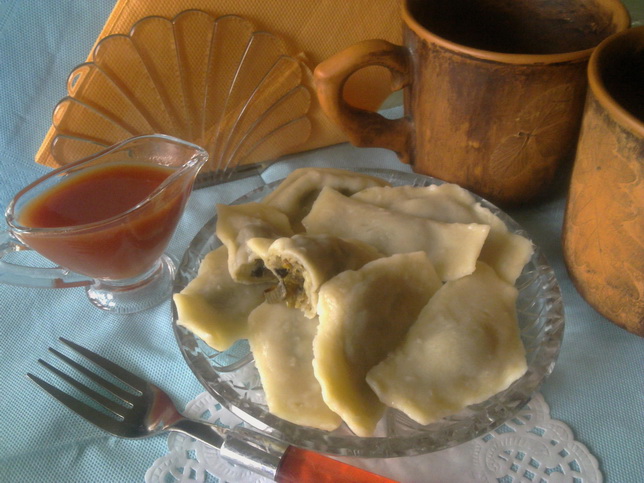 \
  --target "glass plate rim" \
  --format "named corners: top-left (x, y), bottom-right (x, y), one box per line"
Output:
top-left (172, 167), bottom-right (565, 458)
